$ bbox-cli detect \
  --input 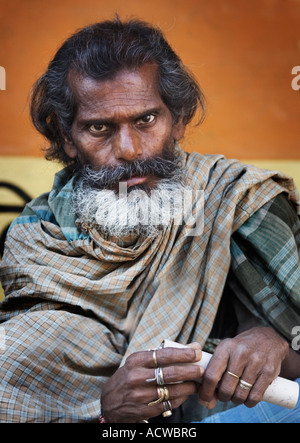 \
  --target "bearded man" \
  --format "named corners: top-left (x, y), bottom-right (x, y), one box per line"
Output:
top-left (0, 18), bottom-right (299, 423)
